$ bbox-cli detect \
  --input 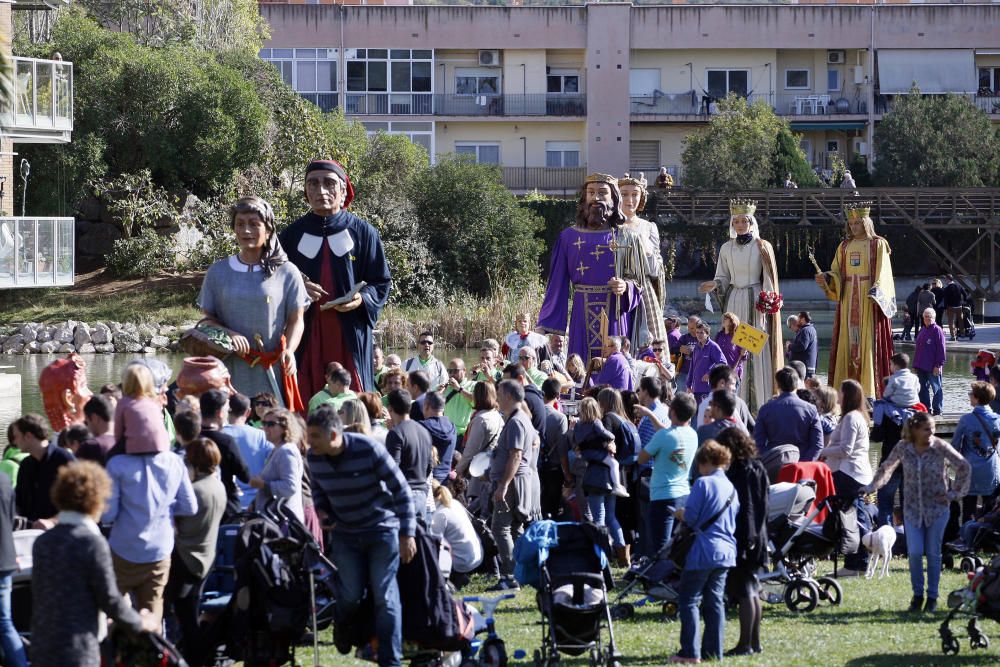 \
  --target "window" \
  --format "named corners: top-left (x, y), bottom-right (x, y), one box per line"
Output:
top-left (706, 70), bottom-right (749, 98)
top-left (799, 139), bottom-right (812, 163)
top-left (629, 140), bottom-right (660, 170)
top-left (347, 50), bottom-right (433, 93)
top-left (455, 143), bottom-right (500, 164)
top-left (629, 69), bottom-right (660, 97)
top-left (547, 72), bottom-right (580, 94)
top-left (545, 141), bottom-right (580, 167)
top-left (260, 48), bottom-right (337, 92)
top-left (785, 69), bottom-right (810, 90)
top-left (827, 68), bottom-right (841, 92)
top-left (826, 140), bottom-right (840, 154)
top-left (363, 121), bottom-right (434, 158)
top-left (455, 68), bottom-right (500, 95)
top-left (979, 67), bottom-right (1000, 92)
